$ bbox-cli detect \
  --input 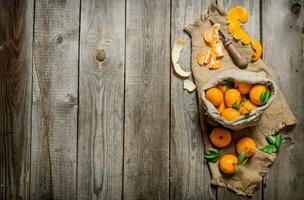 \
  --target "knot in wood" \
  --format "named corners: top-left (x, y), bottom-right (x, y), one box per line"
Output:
top-left (290, 2), bottom-right (302, 15)
top-left (94, 48), bottom-right (106, 63)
